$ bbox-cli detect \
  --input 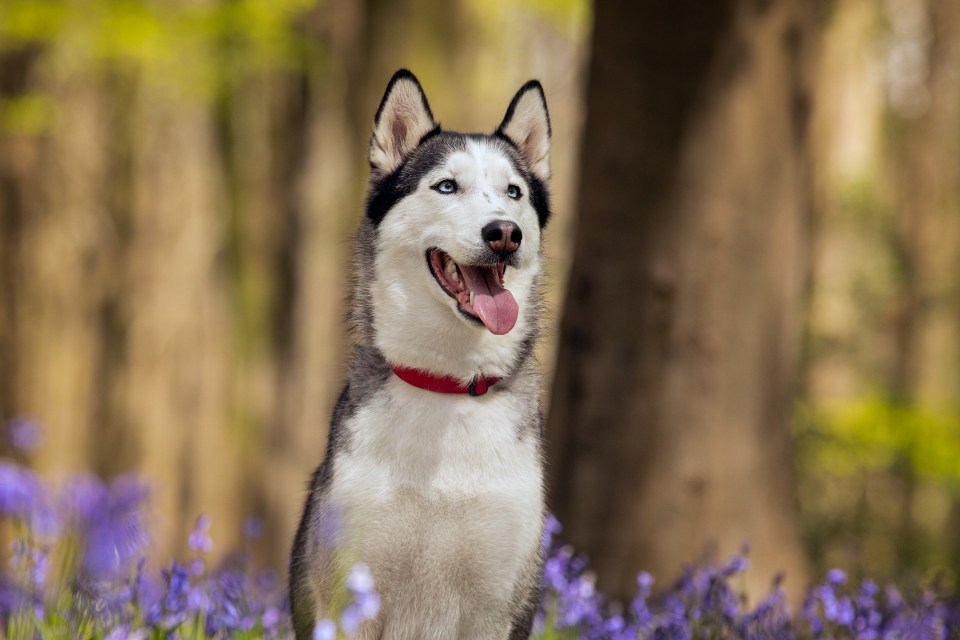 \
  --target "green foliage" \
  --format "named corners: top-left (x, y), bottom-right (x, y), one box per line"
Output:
top-left (517, 0), bottom-right (590, 29)
top-left (0, 93), bottom-right (56, 134)
top-left (798, 396), bottom-right (959, 577)
top-left (0, 0), bottom-right (322, 106)
top-left (799, 394), bottom-right (960, 490)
